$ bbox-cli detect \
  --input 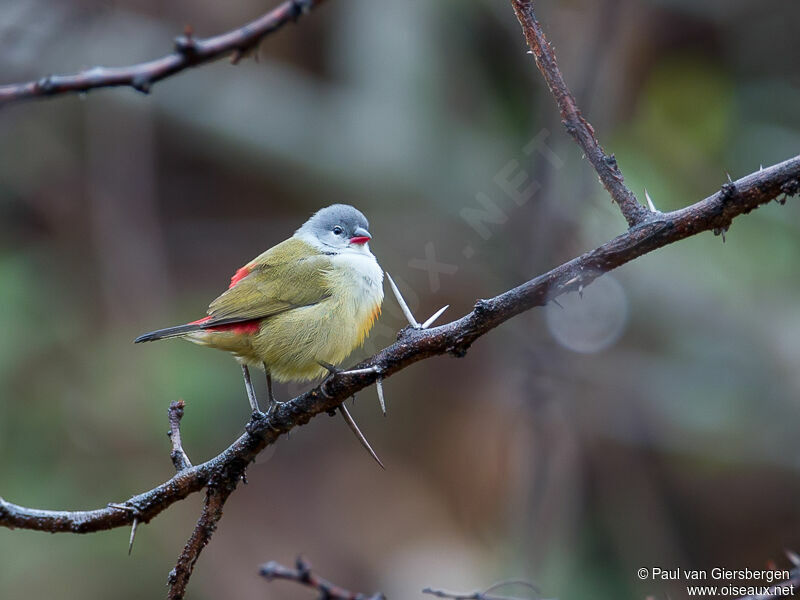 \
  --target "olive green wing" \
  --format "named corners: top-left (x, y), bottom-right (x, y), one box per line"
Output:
top-left (204, 238), bottom-right (332, 325)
